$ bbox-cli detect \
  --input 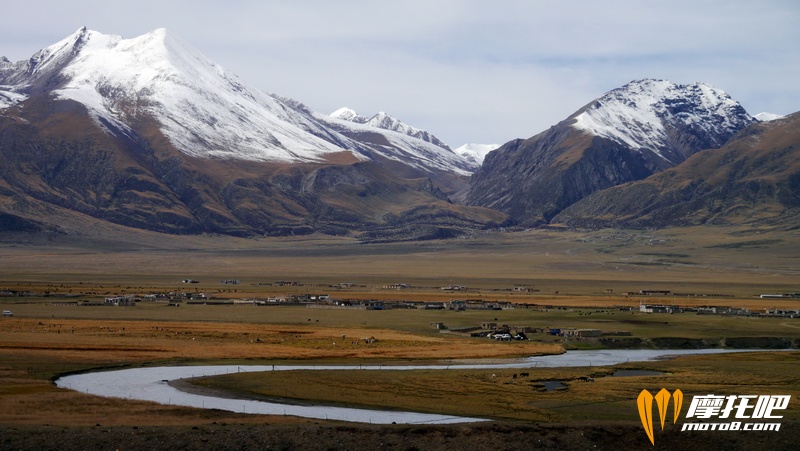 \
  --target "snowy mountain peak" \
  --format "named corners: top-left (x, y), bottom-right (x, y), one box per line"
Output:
top-left (571, 78), bottom-right (754, 163)
top-left (755, 112), bottom-right (784, 122)
top-left (330, 107), bottom-right (368, 123)
top-left (21, 26), bottom-right (95, 78)
top-left (367, 111), bottom-right (405, 131)
top-left (454, 143), bottom-right (500, 165)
